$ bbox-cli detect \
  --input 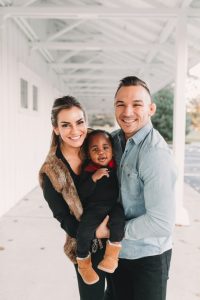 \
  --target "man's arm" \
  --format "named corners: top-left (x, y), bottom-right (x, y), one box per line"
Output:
top-left (124, 148), bottom-right (177, 240)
